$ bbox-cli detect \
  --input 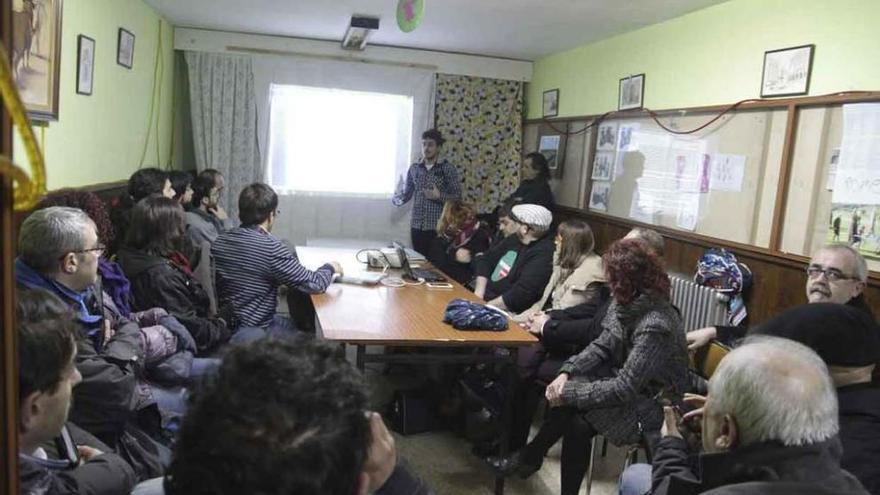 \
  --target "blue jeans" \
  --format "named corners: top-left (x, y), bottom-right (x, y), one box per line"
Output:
top-left (619, 463), bottom-right (653, 495)
top-left (150, 357), bottom-right (221, 434)
top-left (230, 315), bottom-right (305, 343)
